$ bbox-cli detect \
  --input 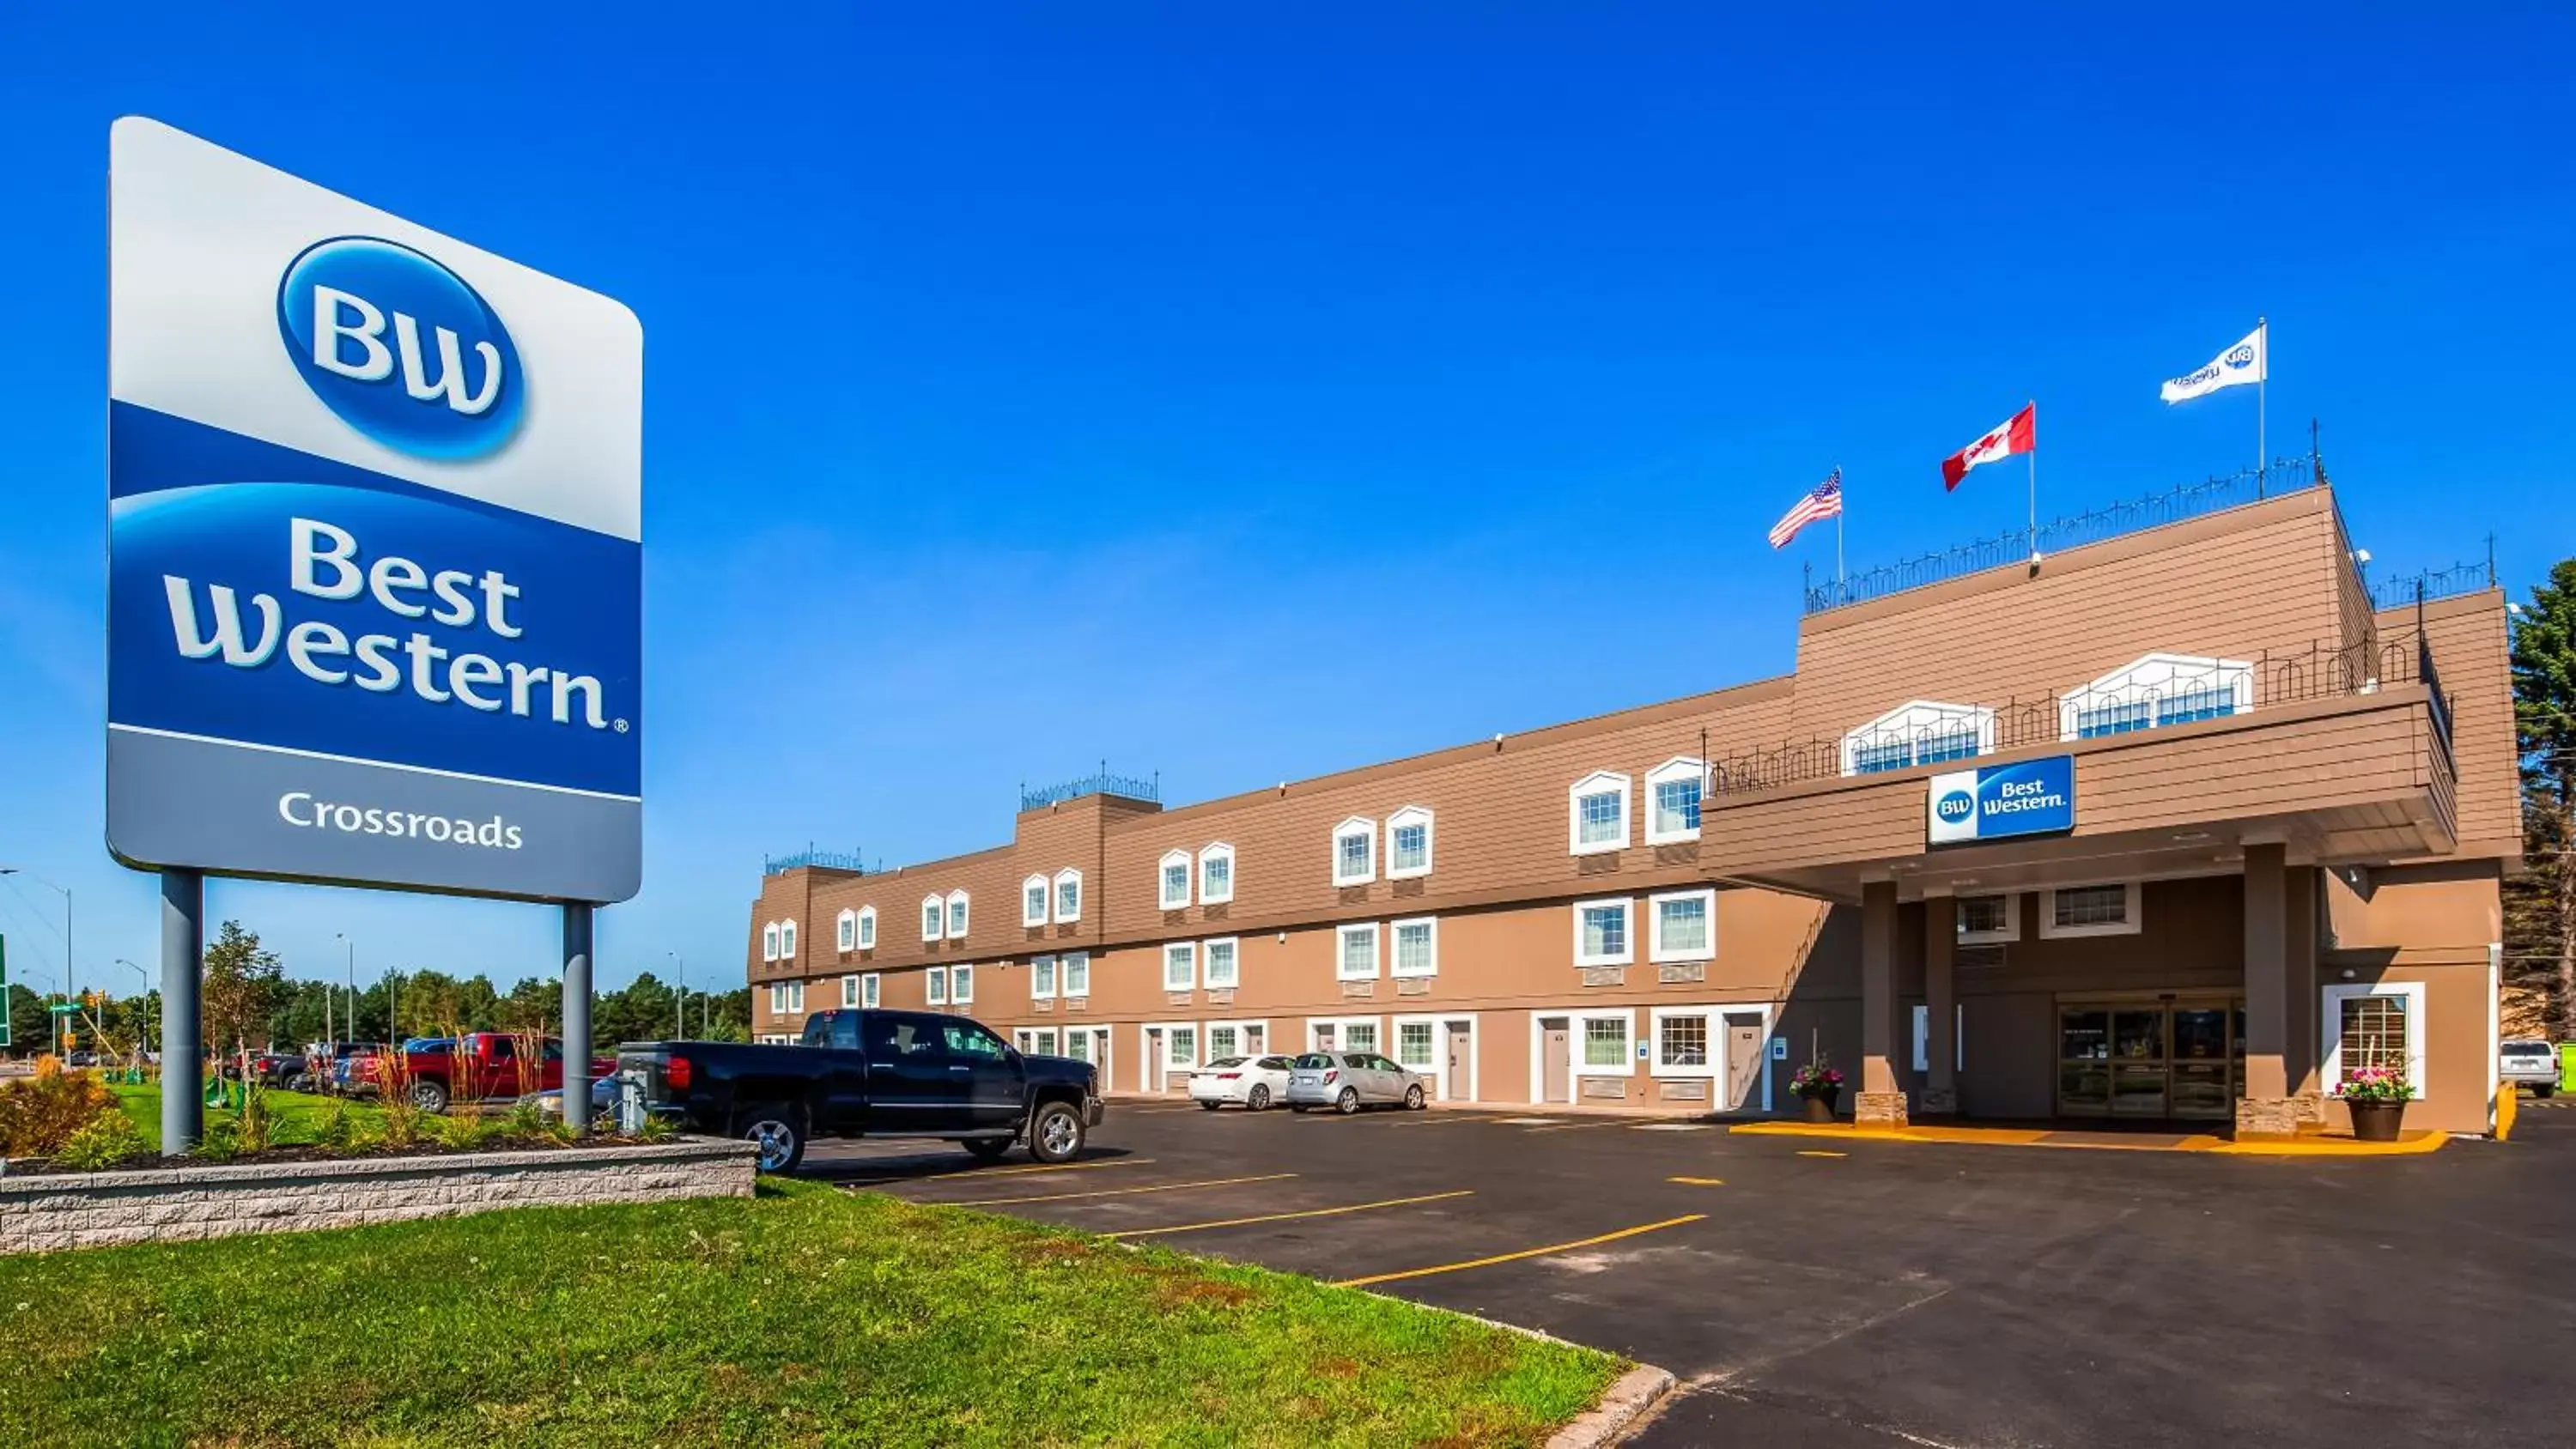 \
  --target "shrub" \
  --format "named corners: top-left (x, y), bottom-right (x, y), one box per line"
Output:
top-left (191, 1119), bottom-right (244, 1164)
top-left (52, 1112), bottom-right (148, 1172)
top-left (500, 1099), bottom-right (548, 1140)
top-left (239, 1079), bottom-right (276, 1153)
top-left (313, 1100), bottom-right (359, 1153)
top-left (379, 1097), bottom-right (424, 1149)
top-left (0, 1061), bottom-right (118, 1158)
top-left (635, 1113), bottom-right (677, 1143)
top-left (434, 1112), bottom-right (493, 1153)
